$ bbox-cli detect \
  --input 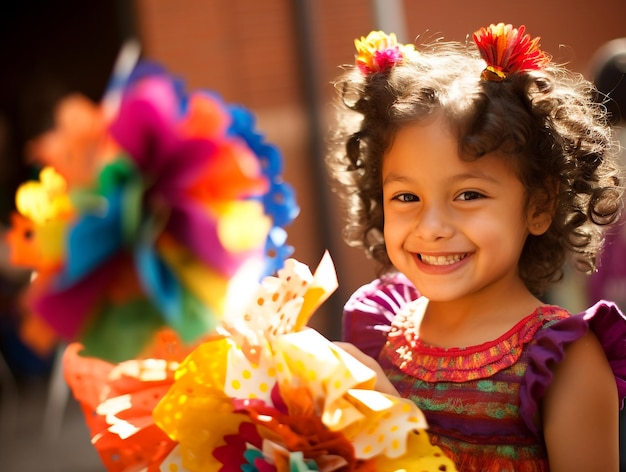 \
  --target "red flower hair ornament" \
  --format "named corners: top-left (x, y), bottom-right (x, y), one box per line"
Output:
top-left (473, 23), bottom-right (550, 81)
